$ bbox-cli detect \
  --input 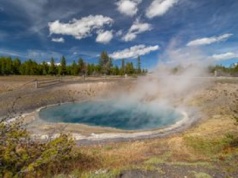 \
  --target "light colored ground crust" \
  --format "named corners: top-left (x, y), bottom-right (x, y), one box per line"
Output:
top-left (1, 76), bottom-right (238, 143)
top-left (1, 76), bottom-right (238, 177)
